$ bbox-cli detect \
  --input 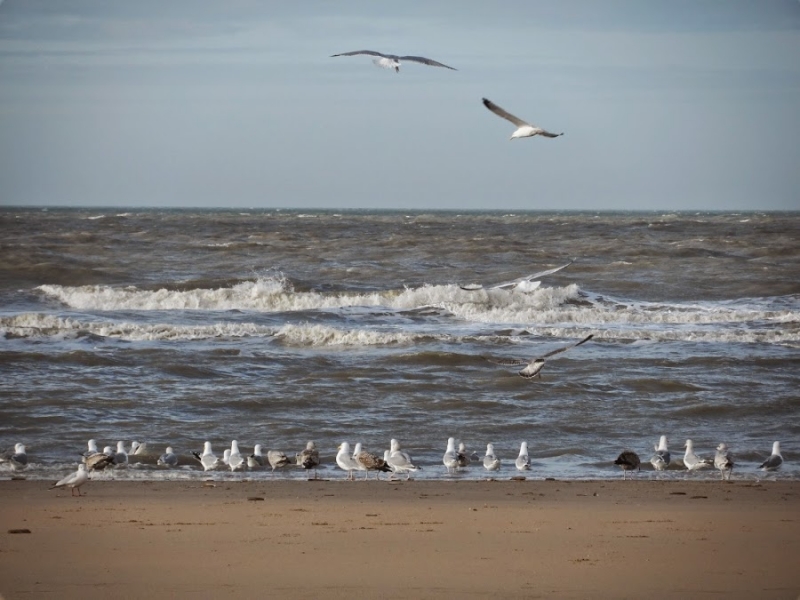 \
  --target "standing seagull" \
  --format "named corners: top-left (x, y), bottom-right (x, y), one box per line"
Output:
top-left (482, 98), bottom-right (563, 140)
top-left (248, 444), bottom-right (265, 469)
top-left (714, 443), bottom-right (735, 481)
top-left (227, 440), bottom-right (245, 472)
top-left (515, 442), bottom-right (531, 471)
top-left (650, 435), bottom-right (671, 471)
top-left (614, 450), bottom-right (641, 480)
top-left (758, 441), bottom-right (783, 471)
top-left (330, 50), bottom-right (457, 72)
top-left (487, 334), bottom-right (593, 379)
top-left (336, 442), bottom-right (360, 481)
top-left (387, 438), bottom-right (420, 480)
top-left (191, 441), bottom-right (220, 472)
top-left (0, 443), bottom-right (27, 472)
top-left (157, 446), bottom-right (178, 468)
top-left (50, 464), bottom-right (89, 496)
top-left (483, 443), bottom-right (501, 472)
top-left (297, 441), bottom-right (321, 479)
top-left (355, 448), bottom-right (392, 480)
top-left (443, 438), bottom-right (459, 474)
top-left (267, 449), bottom-right (292, 474)
top-left (683, 439), bottom-right (713, 472)
top-left (456, 442), bottom-right (472, 468)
